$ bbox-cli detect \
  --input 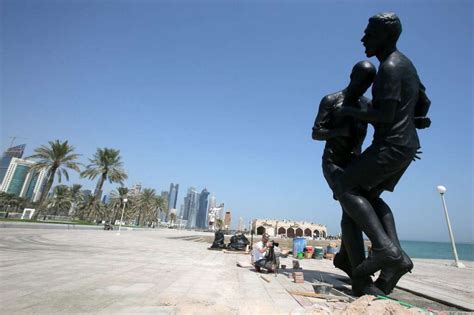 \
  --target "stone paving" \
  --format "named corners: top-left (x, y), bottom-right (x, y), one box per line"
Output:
top-left (0, 227), bottom-right (472, 314)
top-left (0, 228), bottom-right (303, 314)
